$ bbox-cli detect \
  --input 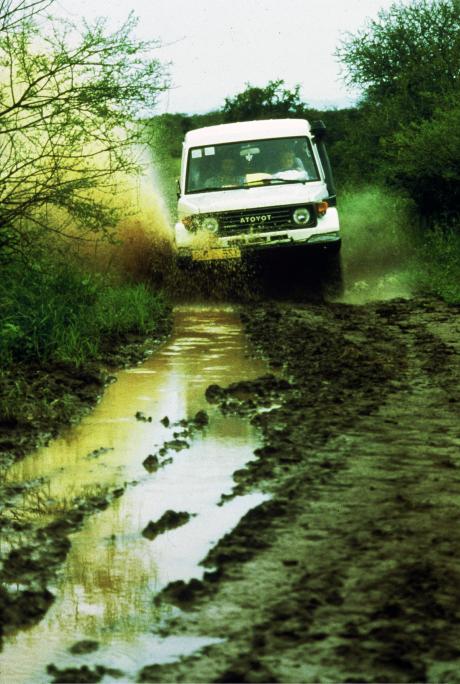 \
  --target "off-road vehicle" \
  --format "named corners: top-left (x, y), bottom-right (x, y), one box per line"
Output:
top-left (175, 118), bottom-right (341, 289)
